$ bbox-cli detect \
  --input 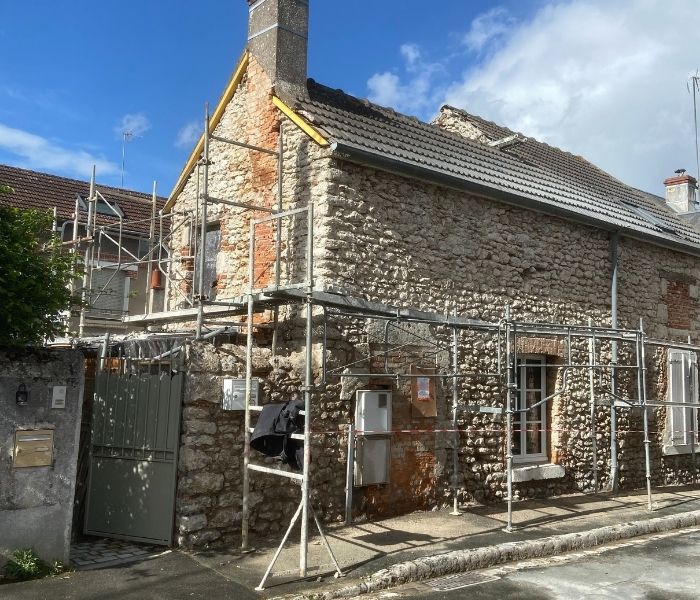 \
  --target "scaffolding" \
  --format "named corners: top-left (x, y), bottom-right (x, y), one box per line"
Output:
top-left (116, 104), bottom-right (700, 590)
